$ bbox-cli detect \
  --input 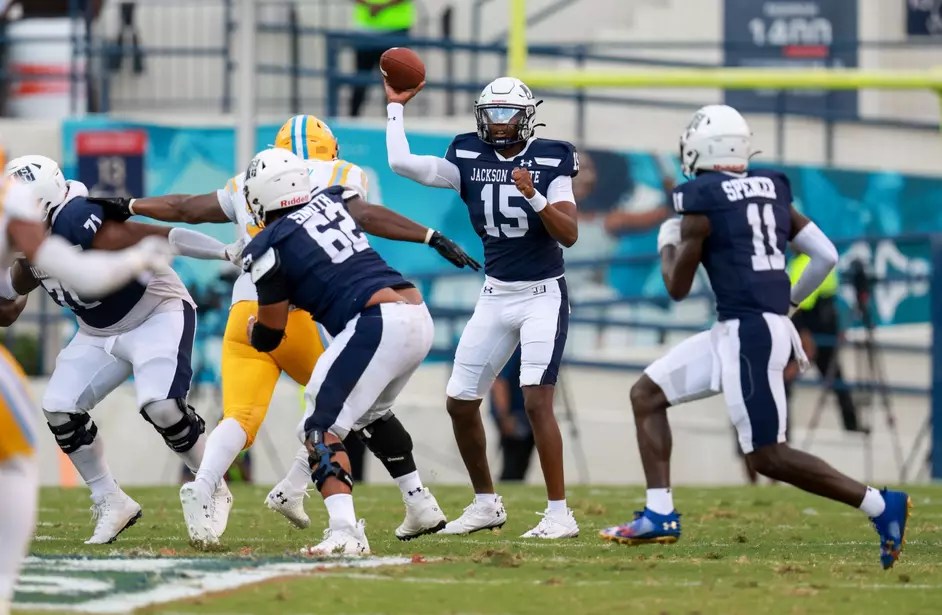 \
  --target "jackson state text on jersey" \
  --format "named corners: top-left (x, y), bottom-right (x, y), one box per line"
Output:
top-left (40, 197), bottom-right (148, 328)
top-left (241, 186), bottom-right (412, 336)
top-left (445, 133), bottom-right (578, 282)
top-left (672, 169), bottom-right (793, 320)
